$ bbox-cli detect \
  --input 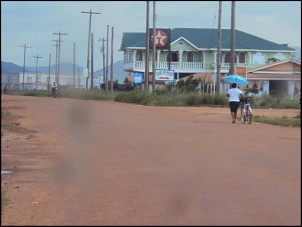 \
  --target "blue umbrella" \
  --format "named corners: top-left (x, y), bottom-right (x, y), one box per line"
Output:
top-left (222, 74), bottom-right (248, 85)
